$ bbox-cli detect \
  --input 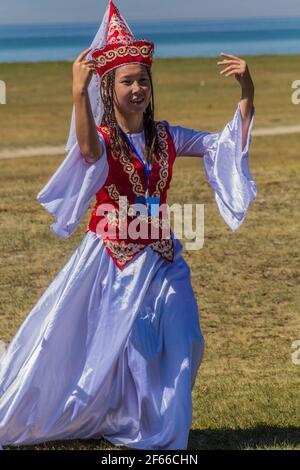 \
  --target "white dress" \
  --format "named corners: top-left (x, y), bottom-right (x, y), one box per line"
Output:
top-left (0, 103), bottom-right (256, 450)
